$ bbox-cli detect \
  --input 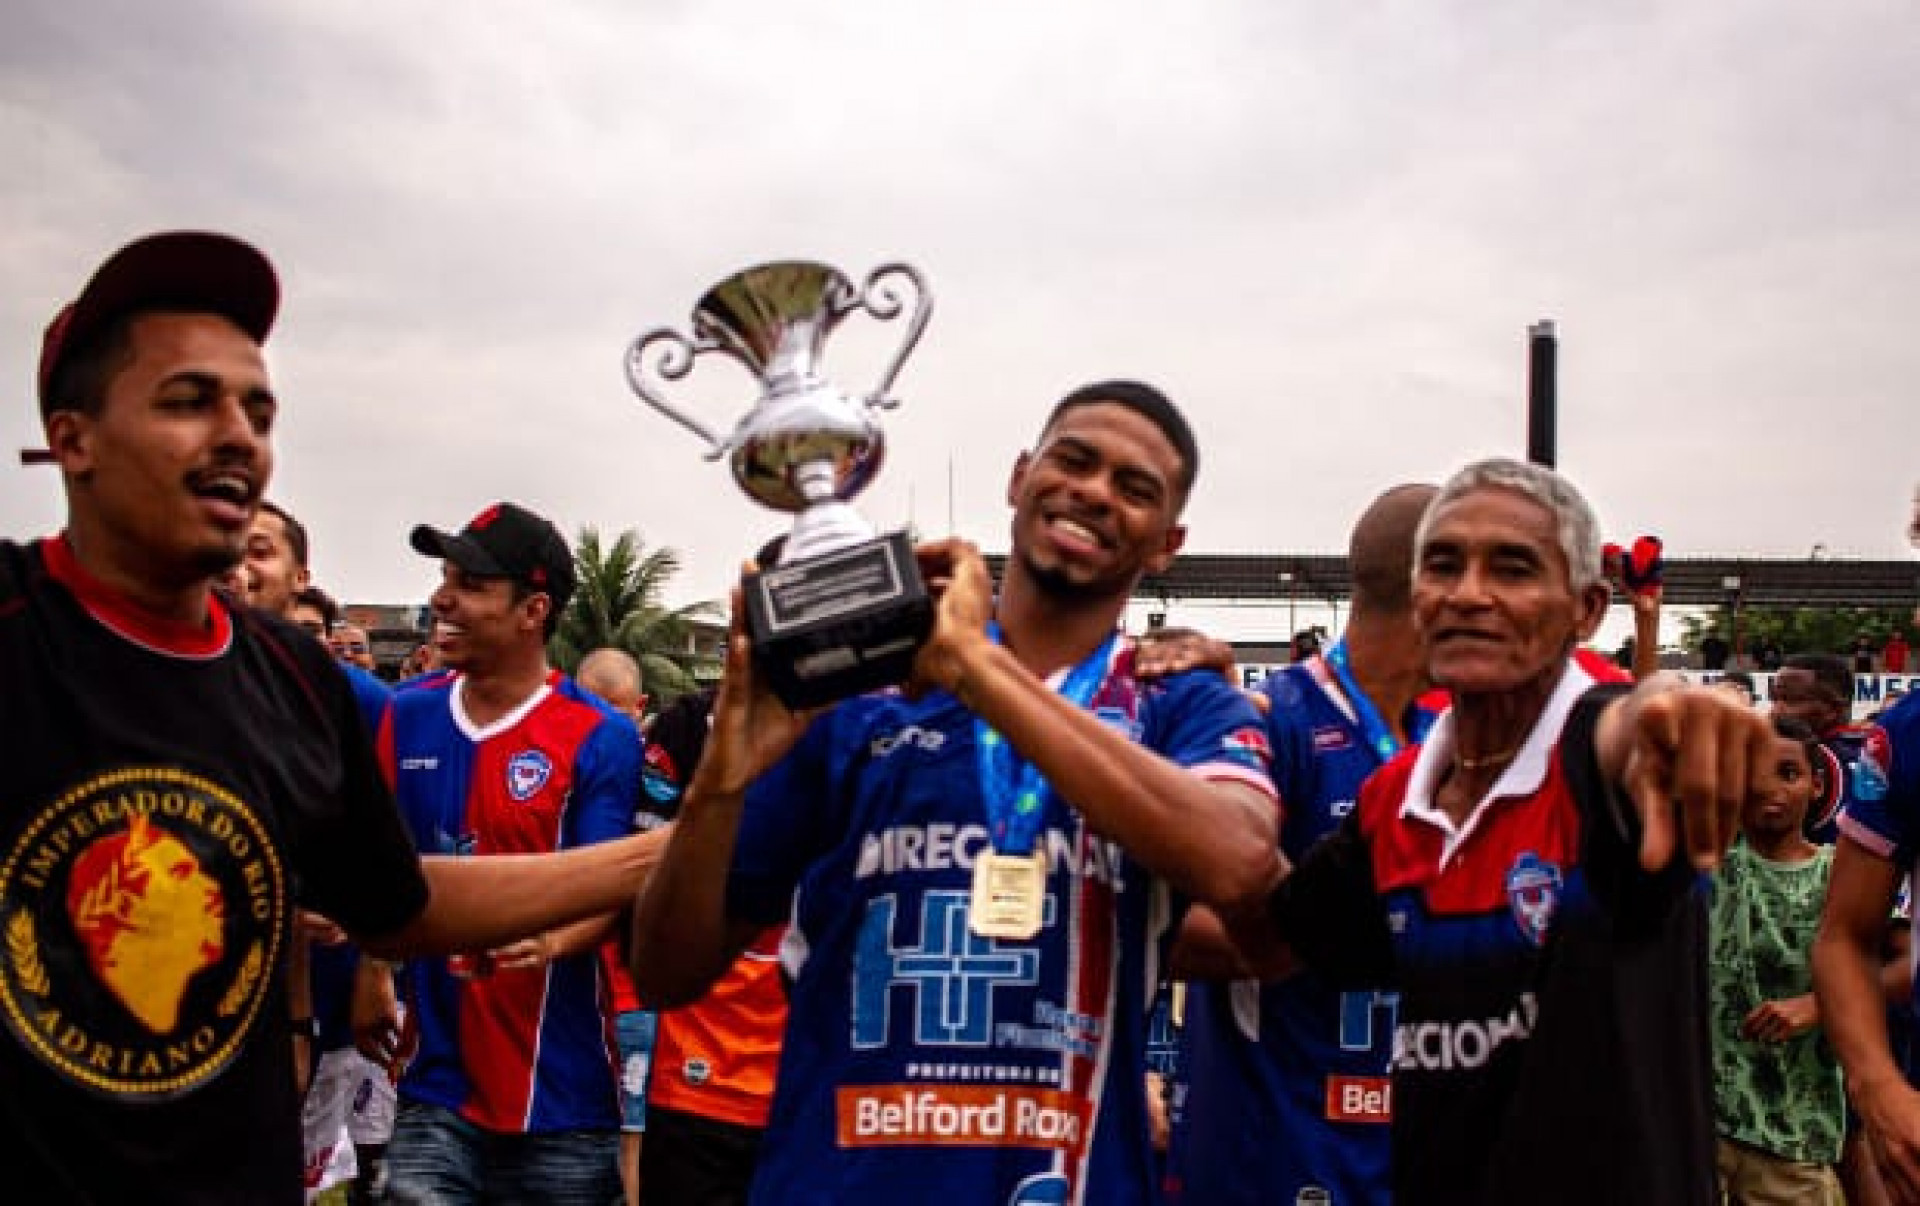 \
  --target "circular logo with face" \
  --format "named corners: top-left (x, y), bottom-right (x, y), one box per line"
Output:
top-left (0, 767), bottom-right (286, 1101)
